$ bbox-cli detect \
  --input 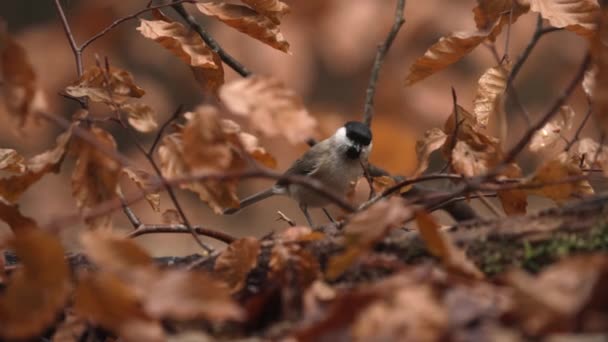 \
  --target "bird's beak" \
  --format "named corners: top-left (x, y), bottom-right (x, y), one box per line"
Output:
top-left (346, 144), bottom-right (362, 159)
